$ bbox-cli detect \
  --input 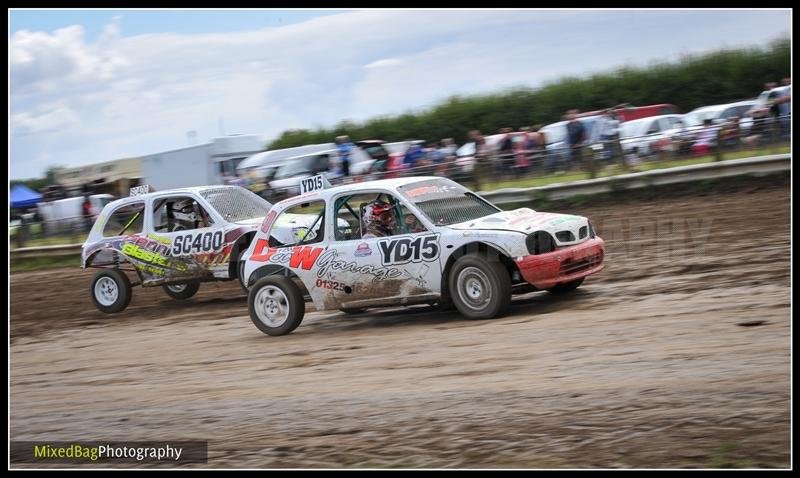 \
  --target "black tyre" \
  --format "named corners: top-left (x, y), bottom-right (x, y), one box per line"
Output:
top-left (162, 282), bottom-right (200, 300)
top-left (91, 269), bottom-right (133, 314)
top-left (547, 278), bottom-right (584, 294)
top-left (339, 308), bottom-right (367, 315)
top-left (248, 276), bottom-right (305, 336)
top-left (449, 254), bottom-right (512, 320)
top-left (433, 298), bottom-right (455, 311)
top-left (237, 256), bottom-right (249, 294)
